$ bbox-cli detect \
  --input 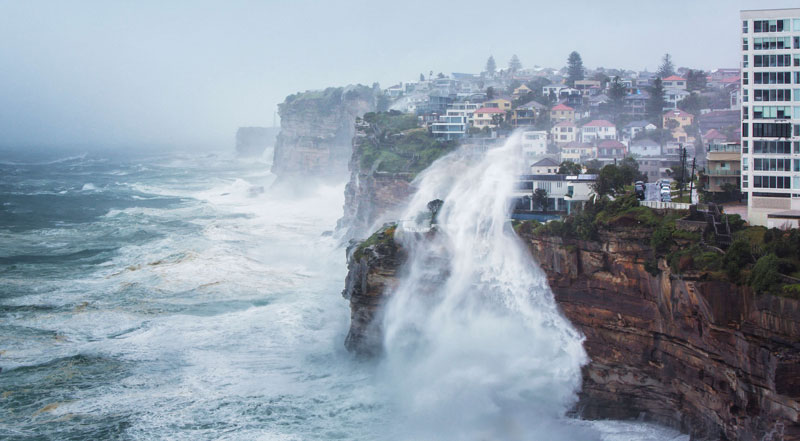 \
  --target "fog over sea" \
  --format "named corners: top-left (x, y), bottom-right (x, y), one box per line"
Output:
top-left (0, 147), bottom-right (687, 440)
